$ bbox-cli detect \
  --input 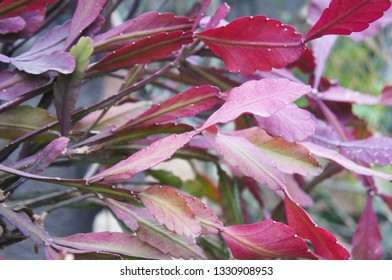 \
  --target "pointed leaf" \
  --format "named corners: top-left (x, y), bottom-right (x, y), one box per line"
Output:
top-left (93, 11), bottom-right (193, 53)
top-left (53, 232), bottom-right (169, 259)
top-left (0, 105), bottom-right (57, 142)
top-left (228, 127), bottom-right (320, 176)
top-left (339, 137), bottom-right (392, 166)
top-left (90, 30), bottom-right (193, 73)
top-left (202, 2), bottom-right (230, 30)
top-left (0, 0), bottom-right (57, 19)
top-left (123, 85), bottom-right (221, 128)
top-left (302, 142), bottom-right (392, 181)
top-left (185, 196), bottom-right (223, 235)
top-left (305, 0), bottom-right (392, 42)
top-left (105, 199), bottom-right (206, 259)
top-left (200, 78), bottom-right (311, 130)
top-left (196, 15), bottom-right (305, 73)
top-left (74, 101), bottom-right (152, 131)
top-left (221, 220), bottom-right (318, 260)
top-left (0, 70), bottom-right (51, 101)
top-left (284, 194), bottom-right (350, 259)
top-left (54, 37), bottom-right (93, 136)
top-left (204, 132), bottom-right (286, 190)
top-left (379, 193), bottom-right (392, 211)
top-left (88, 132), bottom-right (196, 183)
top-left (256, 103), bottom-right (316, 142)
top-left (65, 0), bottom-right (106, 47)
top-left (352, 196), bottom-right (384, 260)
top-left (139, 185), bottom-right (201, 236)
top-left (284, 175), bottom-right (314, 207)
top-left (316, 85), bottom-right (380, 105)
